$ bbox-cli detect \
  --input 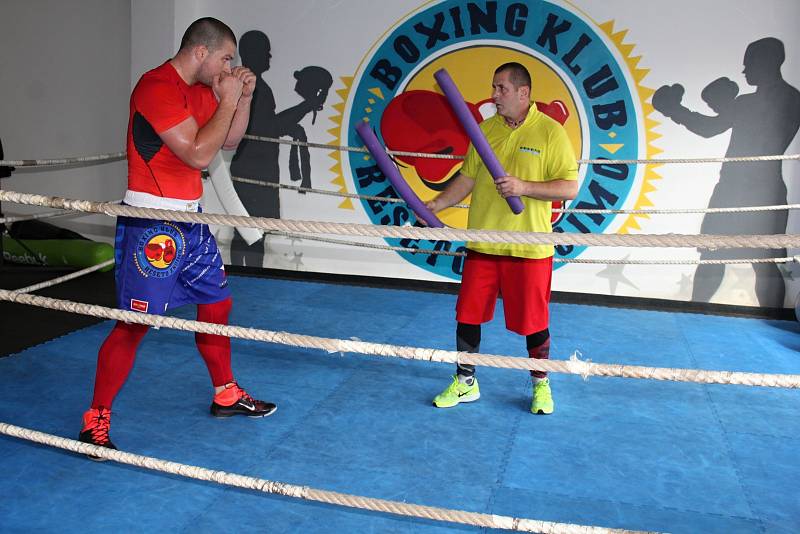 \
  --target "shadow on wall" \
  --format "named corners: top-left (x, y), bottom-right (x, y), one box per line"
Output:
top-left (653, 37), bottom-right (800, 308)
top-left (0, 137), bottom-right (15, 265)
top-left (0, 138), bottom-right (14, 179)
top-left (227, 30), bottom-right (332, 269)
